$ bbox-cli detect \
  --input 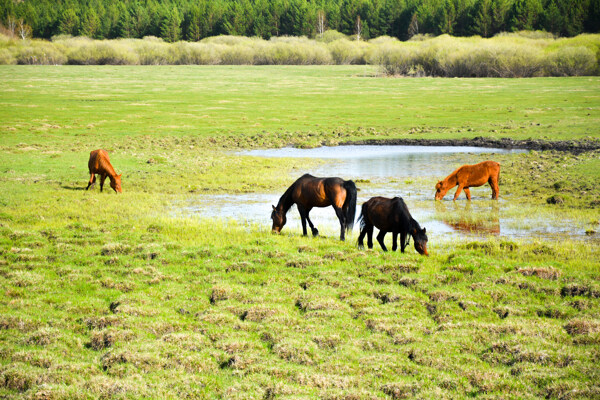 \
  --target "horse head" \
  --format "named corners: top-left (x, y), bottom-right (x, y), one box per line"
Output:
top-left (271, 205), bottom-right (286, 233)
top-left (412, 227), bottom-right (428, 256)
top-left (111, 174), bottom-right (122, 193)
top-left (435, 180), bottom-right (449, 200)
